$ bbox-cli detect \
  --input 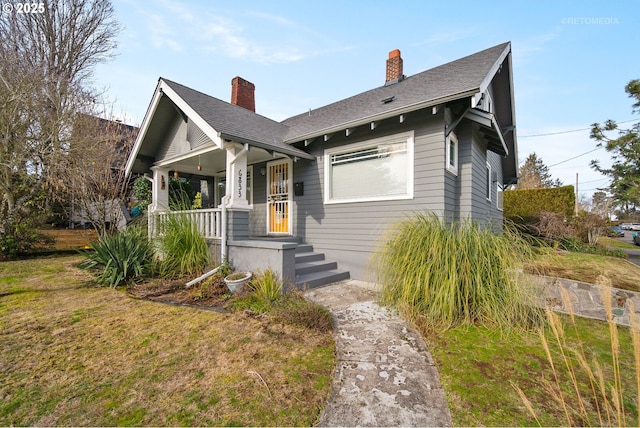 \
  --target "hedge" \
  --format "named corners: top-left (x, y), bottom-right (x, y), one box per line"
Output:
top-left (504, 185), bottom-right (575, 224)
